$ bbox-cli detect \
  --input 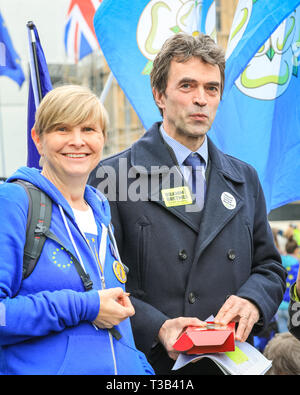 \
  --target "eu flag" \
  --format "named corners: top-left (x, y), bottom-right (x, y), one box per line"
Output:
top-left (210, 1), bottom-right (300, 212)
top-left (0, 12), bottom-right (25, 87)
top-left (27, 23), bottom-right (52, 168)
top-left (94, 0), bottom-right (216, 130)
